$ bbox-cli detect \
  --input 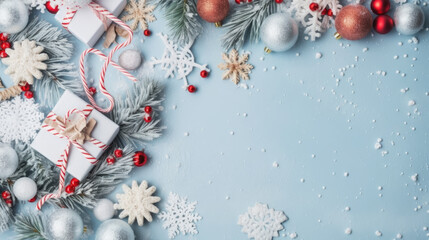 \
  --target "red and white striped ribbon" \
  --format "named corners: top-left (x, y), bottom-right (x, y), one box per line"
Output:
top-left (62, 2), bottom-right (137, 113)
top-left (36, 105), bottom-right (106, 210)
